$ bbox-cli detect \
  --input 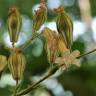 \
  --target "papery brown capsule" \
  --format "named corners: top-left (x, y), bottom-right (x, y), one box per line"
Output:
top-left (57, 37), bottom-right (68, 55)
top-left (32, 1), bottom-right (47, 33)
top-left (8, 48), bottom-right (26, 84)
top-left (55, 6), bottom-right (73, 51)
top-left (7, 7), bottom-right (22, 47)
top-left (43, 27), bottom-right (58, 64)
top-left (0, 55), bottom-right (7, 72)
